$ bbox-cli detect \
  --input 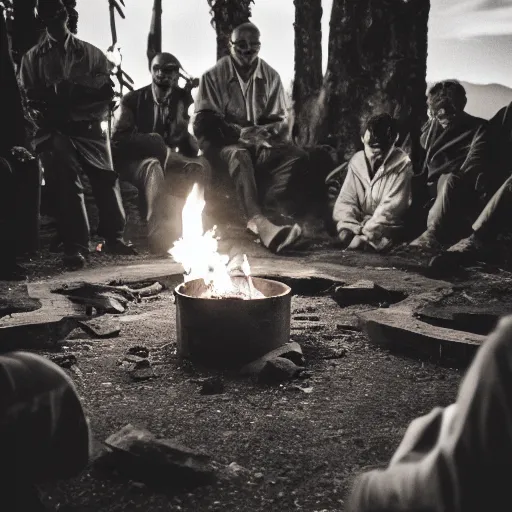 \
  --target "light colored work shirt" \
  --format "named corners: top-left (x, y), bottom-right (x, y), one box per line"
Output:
top-left (195, 55), bottom-right (288, 131)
